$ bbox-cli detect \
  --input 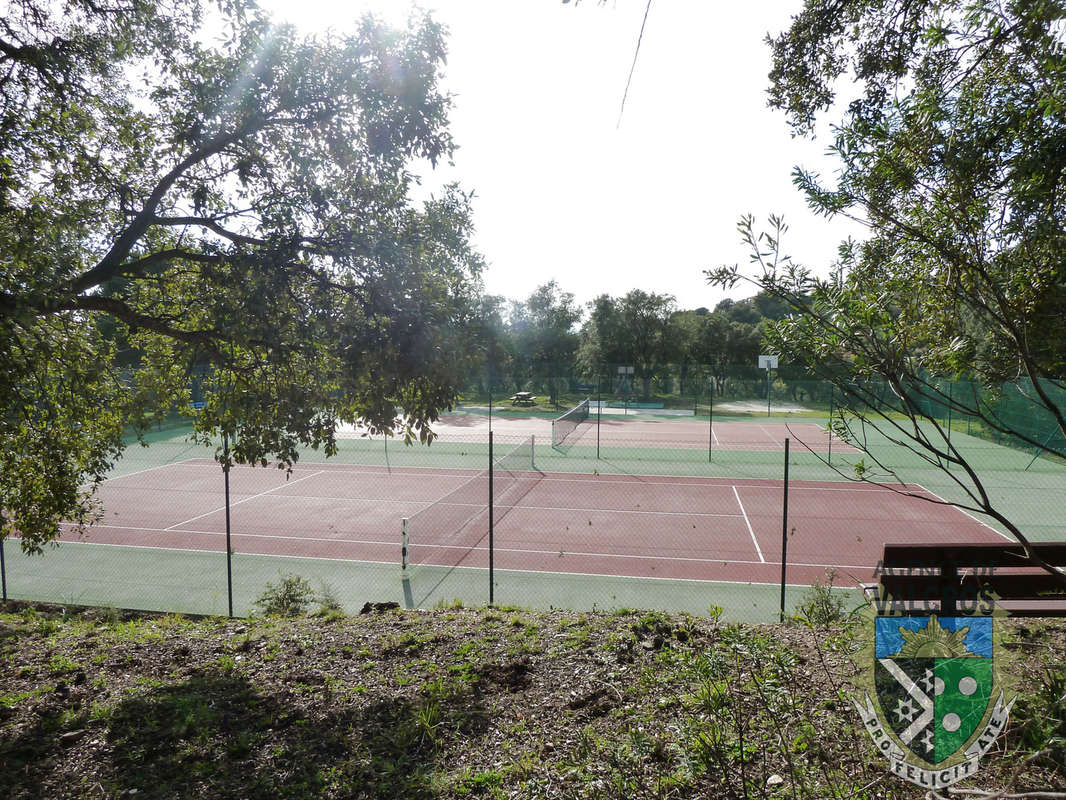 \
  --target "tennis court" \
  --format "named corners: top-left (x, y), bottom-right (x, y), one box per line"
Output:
top-left (386, 411), bottom-right (856, 454)
top-left (39, 446), bottom-right (1006, 611)
top-left (6, 398), bottom-right (1060, 619)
